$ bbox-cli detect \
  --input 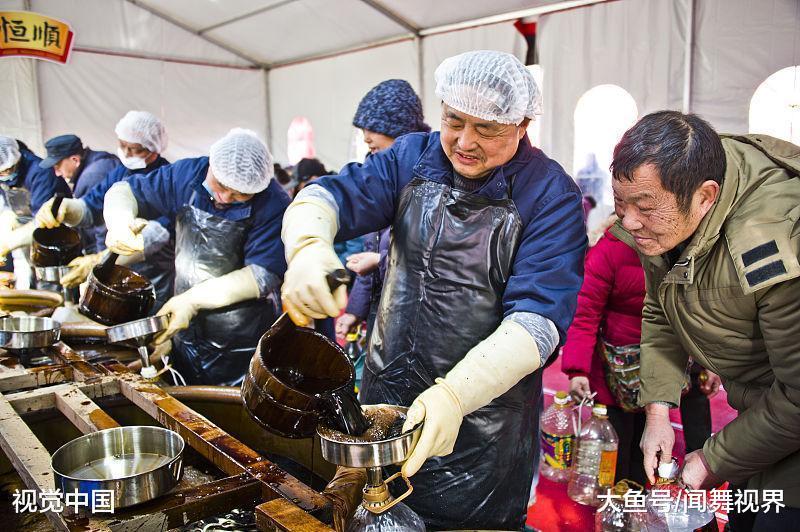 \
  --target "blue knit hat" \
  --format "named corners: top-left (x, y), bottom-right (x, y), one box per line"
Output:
top-left (353, 79), bottom-right (430, 139)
